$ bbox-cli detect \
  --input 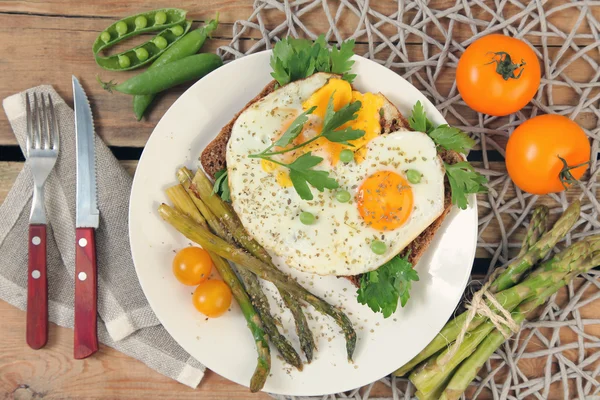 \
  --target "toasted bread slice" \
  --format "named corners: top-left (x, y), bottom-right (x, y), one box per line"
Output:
top-left (200, 78), bottom-right (461, 285)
